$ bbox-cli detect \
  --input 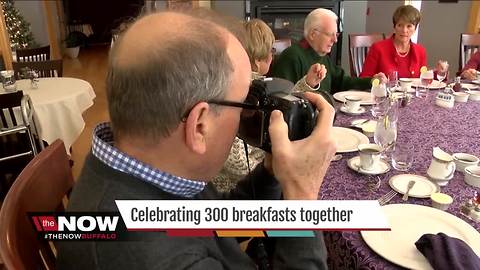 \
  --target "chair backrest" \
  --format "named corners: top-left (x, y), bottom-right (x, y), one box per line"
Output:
top-left (16, 45), bottom-right (51, 62)
top-left (12, 59), bottom-right (63, 79)
top-left (0, 90), bottom-right (24, 127)
top-left (0, 140), bottom-right (73, 270)
top-left (459, 33), bottom-right (480, 71)
top-left (0, 92), bottom-right (43, 163)
top-left (272, 38), bottom-right (292, 55)
top-left (349, 33), bottom-right (385, 77)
